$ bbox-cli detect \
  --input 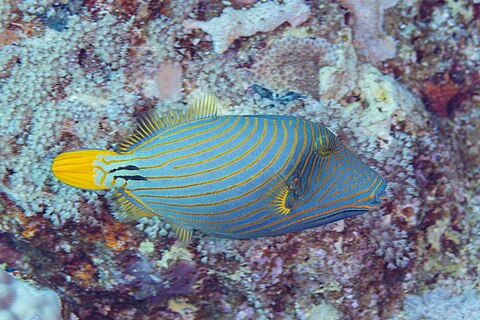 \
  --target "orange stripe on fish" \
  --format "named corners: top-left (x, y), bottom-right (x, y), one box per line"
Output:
top-left (52, 93), bottom-right (387, 245)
